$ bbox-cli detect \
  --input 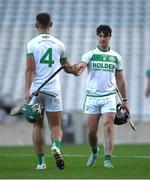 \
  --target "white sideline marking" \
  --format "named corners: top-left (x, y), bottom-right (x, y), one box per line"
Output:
top-left (1, 154), bottom-right (150, 159)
